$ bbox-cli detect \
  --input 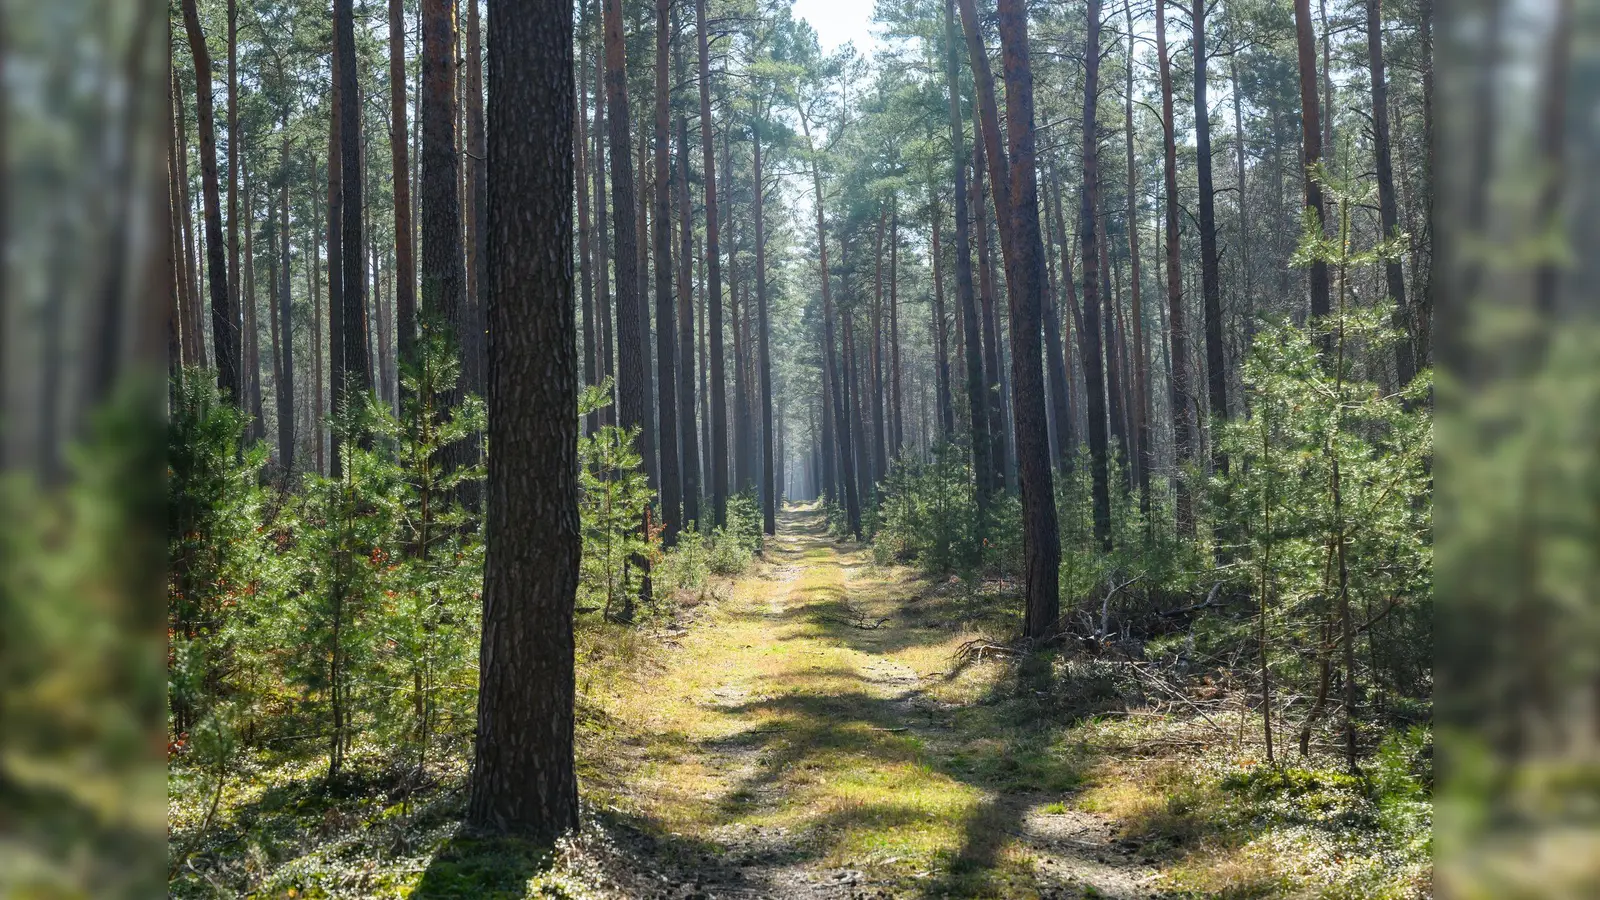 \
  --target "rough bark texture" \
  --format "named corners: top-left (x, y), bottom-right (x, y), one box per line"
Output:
top-left (696, 0), bottom-right (729, 527)
top-left (180, 0), bottom-right (240, 401)
top-left (466, 0), bottom-right (579, 842)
